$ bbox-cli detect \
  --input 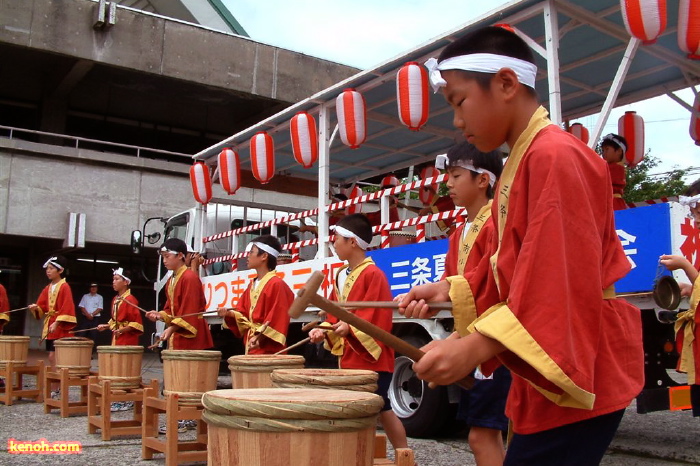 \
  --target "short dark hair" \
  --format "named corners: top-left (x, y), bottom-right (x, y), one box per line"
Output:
top-left (686, 179), bottom-right (700, 197)
top-left (250, 235), bottom-right (282, 270)
top-left (336, 214), bottom-right (373, 245)
top-left (446, 141), bottom-right (503, 198)
top-left (438, 26), bottom-right (538, 98)
top-left (601, 133), bottom-right (628, 152)
top-left (49, 255), bottom-right (68, 277)
top-left (161, 238), bottom-right (188, 257)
